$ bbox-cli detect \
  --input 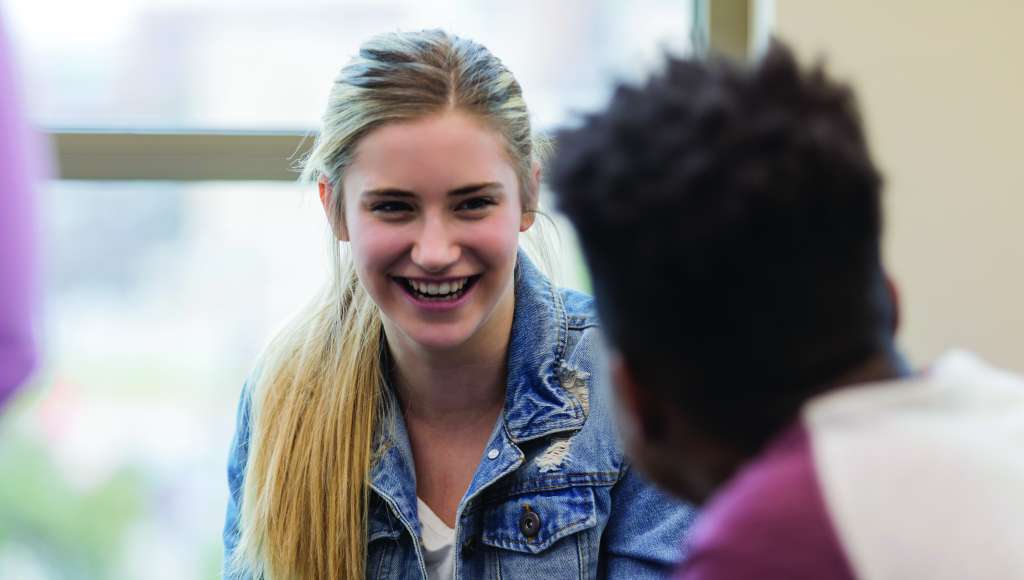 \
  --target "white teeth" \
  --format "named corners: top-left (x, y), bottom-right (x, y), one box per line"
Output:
top-left (406, 277), bottom-right (470, 297)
